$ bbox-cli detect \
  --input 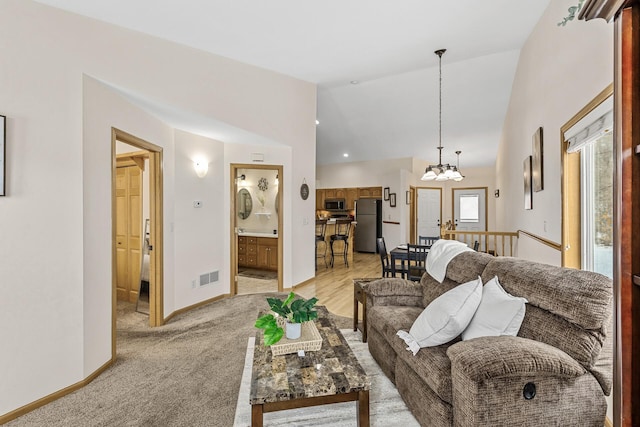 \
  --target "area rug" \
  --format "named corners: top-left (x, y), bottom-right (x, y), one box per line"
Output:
top-left (233, 329), bottom-right (419, 426)
top-left (238, 268), bottom-right (278, 280)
